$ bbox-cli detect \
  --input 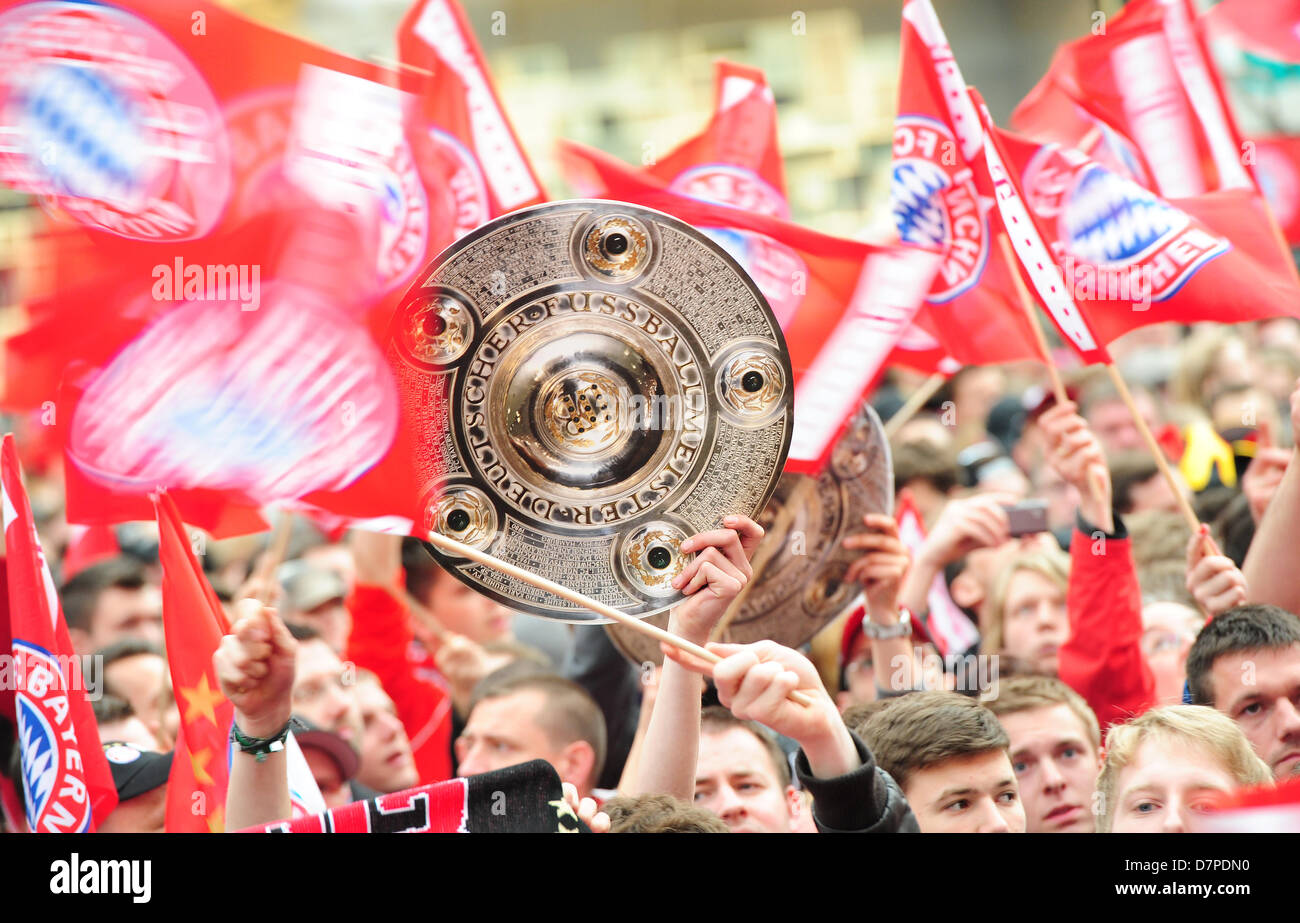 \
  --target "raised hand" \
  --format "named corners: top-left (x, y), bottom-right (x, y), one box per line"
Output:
top-left (213, 599), bottom-right (298, 737)
top-left (434, 633), bottom-right (494, 714)
top-left (662, 639), bottom-right (859, 778)
top-left (668, 515), bottom-right (764, 643)
top-left (1186, 527), bottom-right (1248, 619)
top-left (1039, 400), bottom-right (1113, 531)
top-left (917, 493), bottom-right (1013, 568)
top-left (842, 513), bottom-right (910, 620)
